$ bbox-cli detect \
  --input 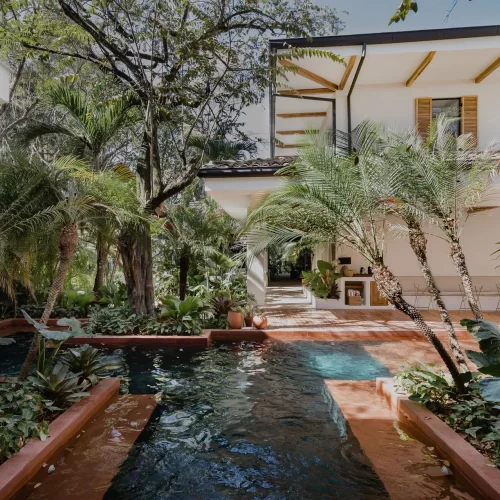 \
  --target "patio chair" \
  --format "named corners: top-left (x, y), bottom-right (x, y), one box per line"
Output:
top-left (413, 284), bottom-right (433, 309)
top-left (459, 284), bottom-right (483, 313)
